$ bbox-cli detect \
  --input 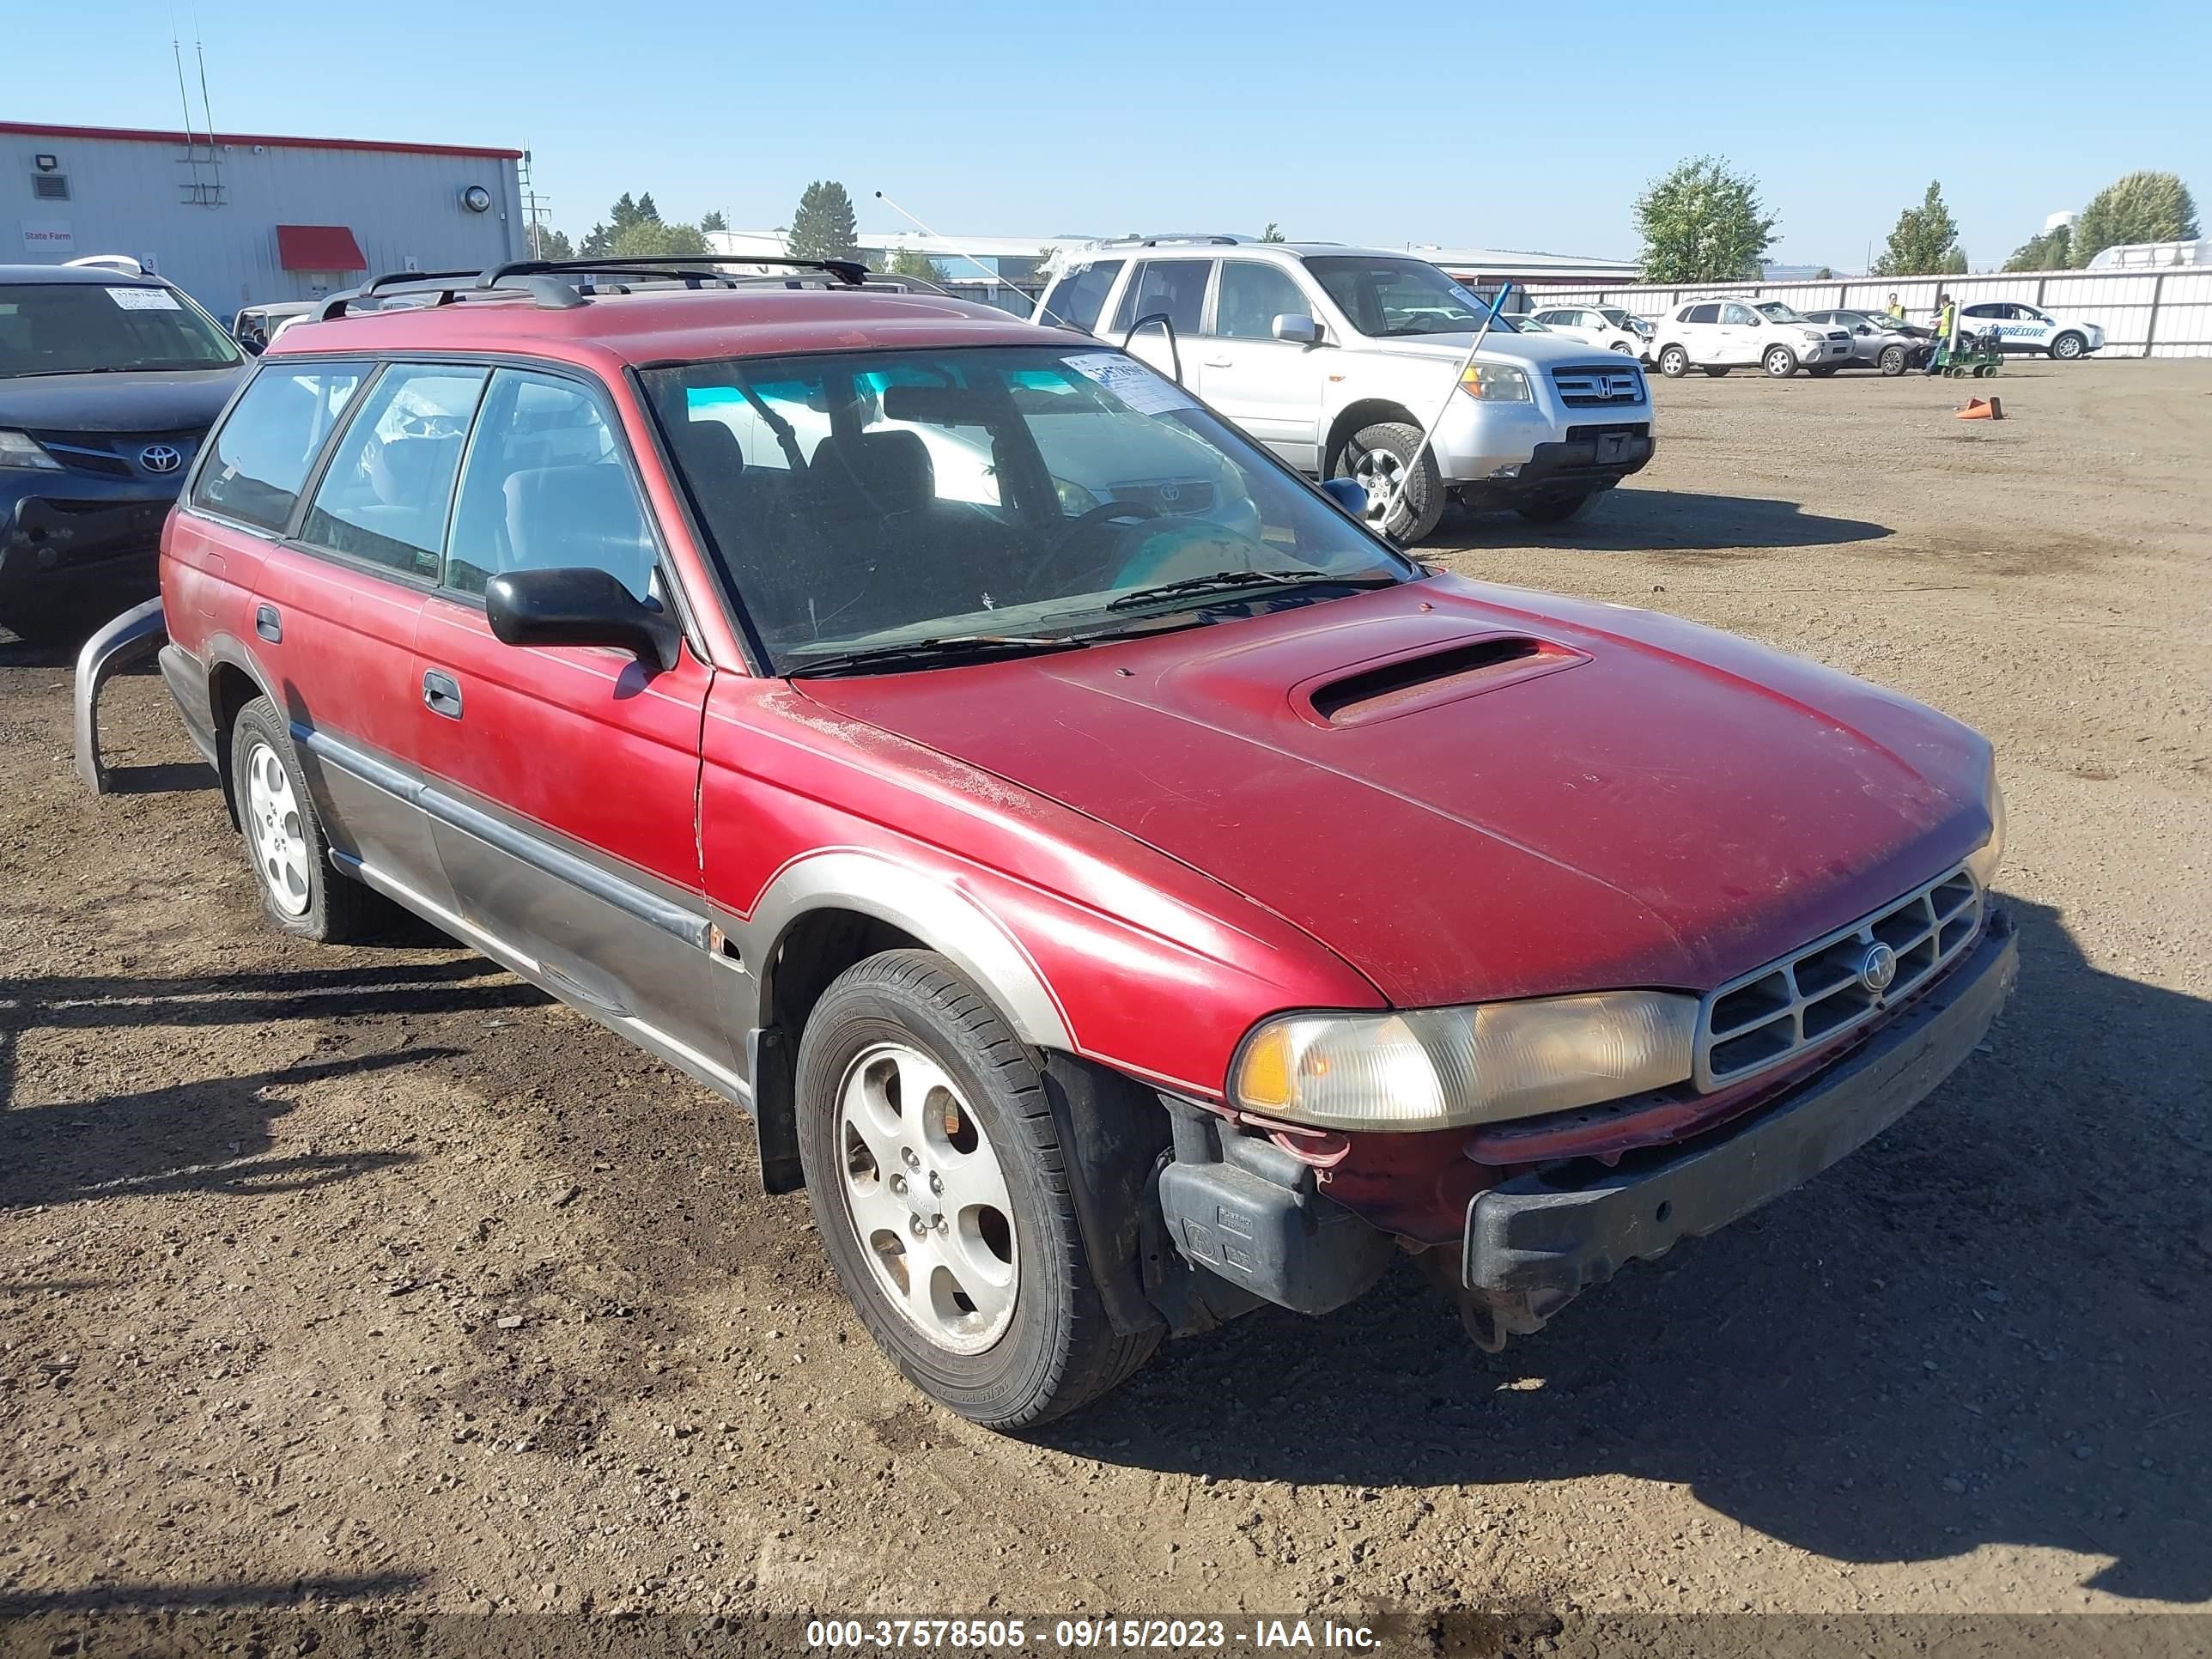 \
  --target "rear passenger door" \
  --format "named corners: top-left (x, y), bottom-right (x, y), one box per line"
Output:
top-left (414, 366), bottom-right (733, 1079)
top-left (258, 360), bottom-right (488, 914)
top-left (1108, 258), bottom-right (1213, 381)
